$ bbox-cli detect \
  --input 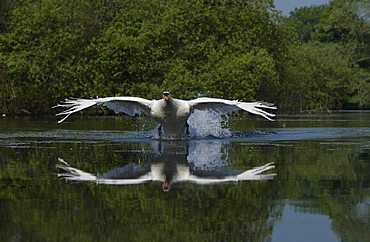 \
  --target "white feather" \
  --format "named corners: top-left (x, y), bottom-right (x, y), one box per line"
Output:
top-left (54, 92), bottom-right (276, 137)
top-left (56, 159), bottom-right (276, 187)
